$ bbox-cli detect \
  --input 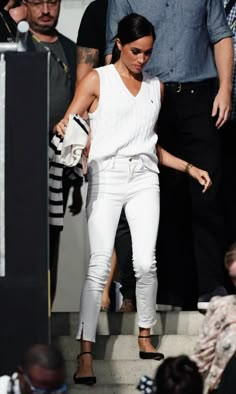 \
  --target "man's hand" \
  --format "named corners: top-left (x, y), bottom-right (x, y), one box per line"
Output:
top-left (213, 37), bottom-right (233, 129)
top-left (212, 89), bottom-right (231, 129)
